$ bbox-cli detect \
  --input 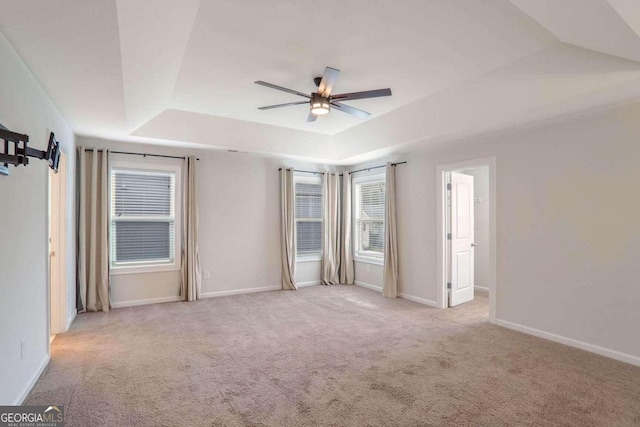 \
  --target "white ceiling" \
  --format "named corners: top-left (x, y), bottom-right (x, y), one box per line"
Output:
top-left (1, 0), bottom-right (640, 164)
